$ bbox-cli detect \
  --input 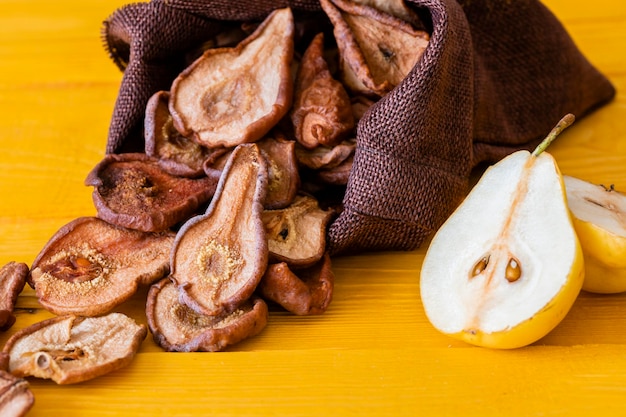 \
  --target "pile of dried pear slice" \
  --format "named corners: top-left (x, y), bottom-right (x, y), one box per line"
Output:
top-left (0, 0), bottom-right (430, 399)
